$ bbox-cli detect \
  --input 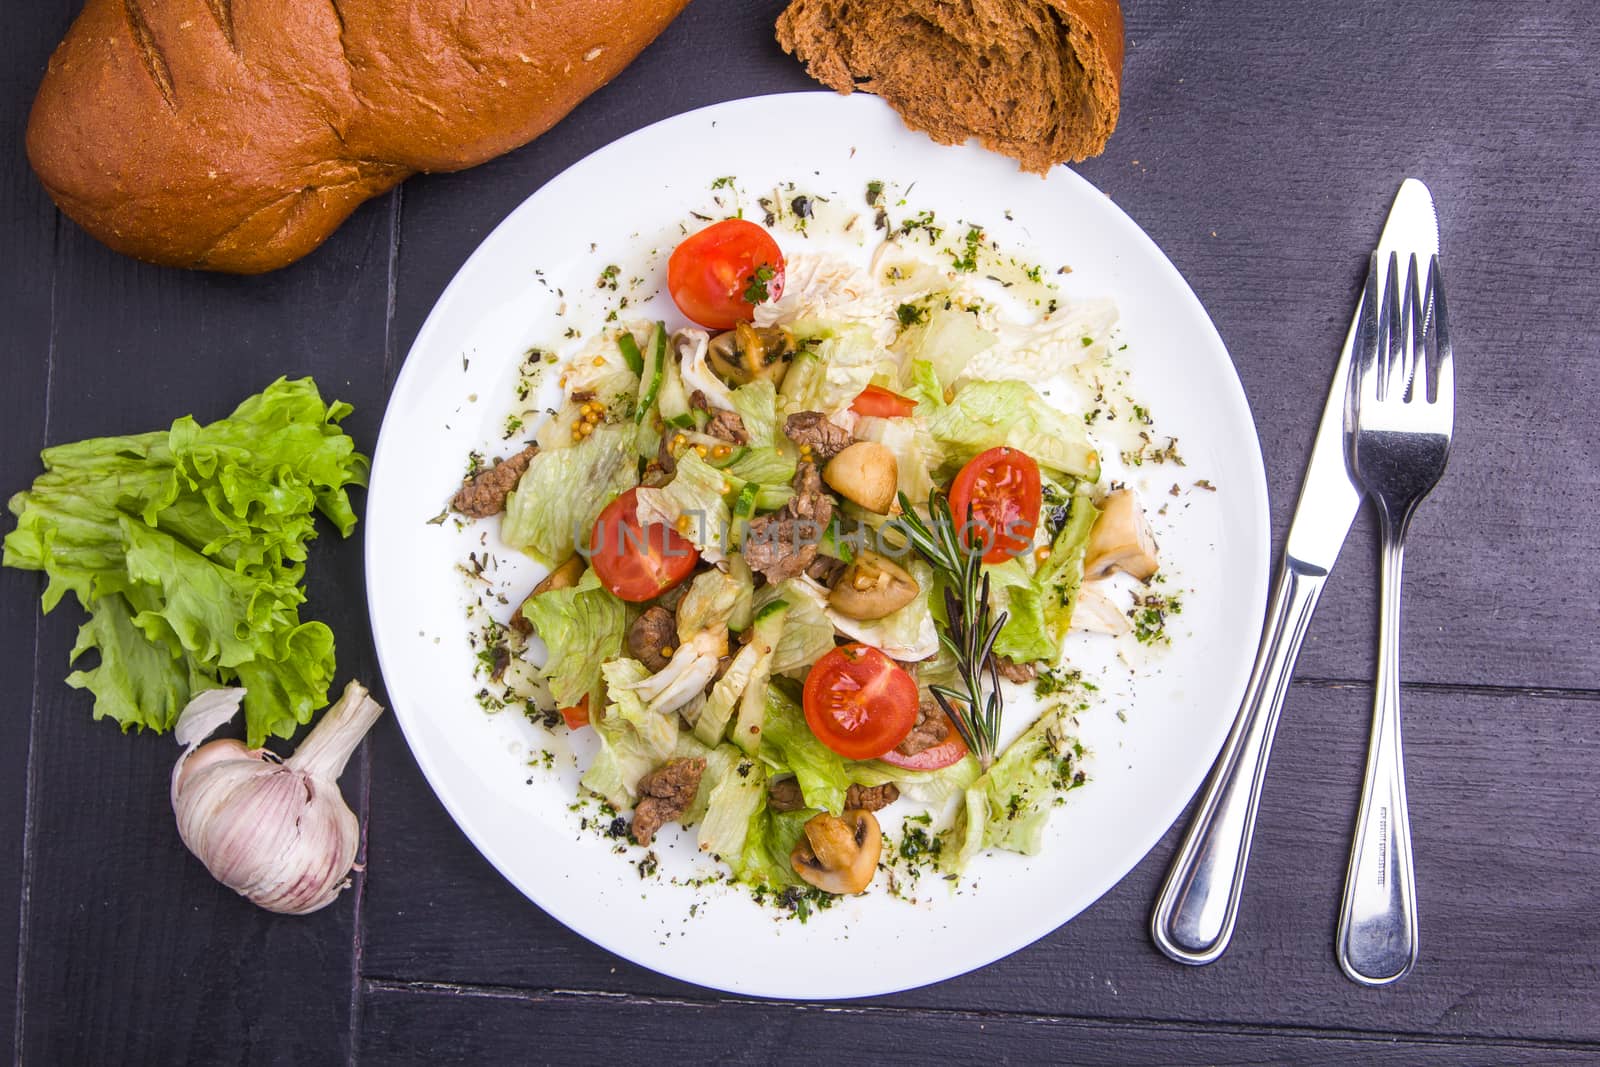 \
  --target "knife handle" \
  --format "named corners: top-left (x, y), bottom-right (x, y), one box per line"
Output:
top-left (1150, 559), bottom-right (1327, 965)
